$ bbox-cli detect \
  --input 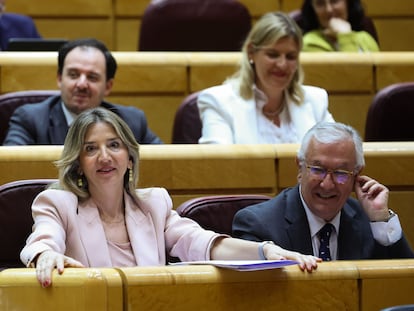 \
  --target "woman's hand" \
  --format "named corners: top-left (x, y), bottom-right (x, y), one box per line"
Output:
top-left (264, 243), bottom-right (321, 272)
top-left (35, 250), bottom-right (85, 288)
top-left (323, 17), bottom-right (352, 38)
